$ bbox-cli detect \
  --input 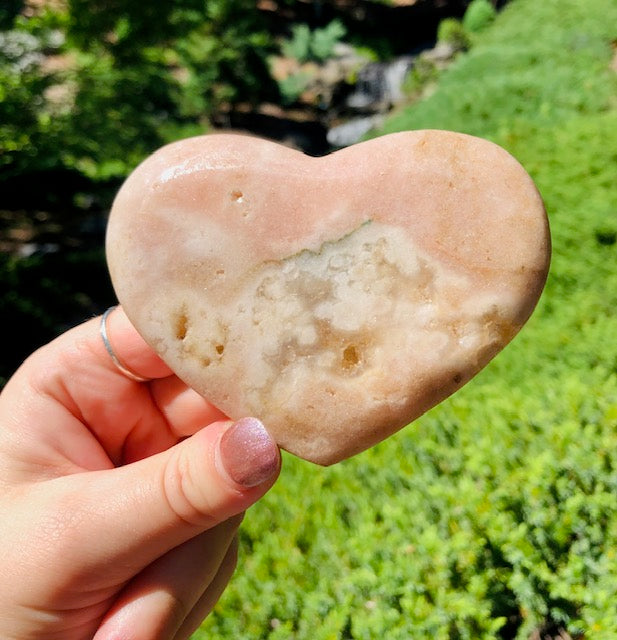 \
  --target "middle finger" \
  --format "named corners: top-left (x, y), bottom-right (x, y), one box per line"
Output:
top-left (92, 515), bottom-right (243, 640)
